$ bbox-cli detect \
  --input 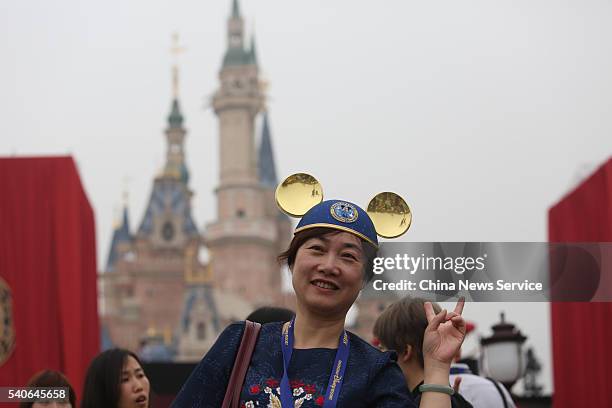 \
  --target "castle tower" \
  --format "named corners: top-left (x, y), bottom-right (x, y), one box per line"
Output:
top-left (206, 0), bottom-right (289, 307)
